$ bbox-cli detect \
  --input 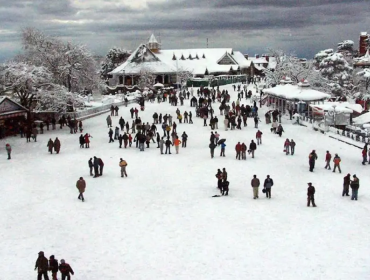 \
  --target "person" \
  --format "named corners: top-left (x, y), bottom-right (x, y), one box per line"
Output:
top-left (49, 255), bottom-right (59, 280)
top-left (165, 137), bottom-right (172, 154)
top-left (235, 142), bottom-right (241, 160)
top-left (98, 158), bottom-right (104, 176)
top-left (215, 169), bottom-right (222, 192)
top-left (307, 182), bottom-right (316, 207)
top-left (333, 153), bottom-right (341, 173)
top-left (159, 137), bottom-right (164, 154)
top-left (88, 158), bottom-right (93, 176)
top-left (290, 139), bottom-right (296, 155)
top-left (5, 143), bottom-right (11, 160)
top-left (276, 124), bottom-right (284, 137)
top-left (221, 180), bottom-right (229, 196)
top-left (119, 158), bottom-right (128, 177)
top-left (284, 139), bottom-right (290, 155)
top-left (32, 126), bottom-right (38, 142)
top-left (108, 128), bottom-right (114, 143)
top-left (350, 175), bottom-right (360, 200)
top-left (220, 142), bottom-right (226, 157)
top-left (209, 141), bottom-right (216, 158)
top-left (54, 138), bottom-right (61, 154)
top-left (263, 175), bottom-right (274, 199)
top-left (76, 177), bottom-right (86, 202)
top-left (251, 175), bottom-right (260, 199)
top-left (249, 140), bottom-right (257, 158)
top-left (93, 156), bottom-right (99, 178)
top-left (106, 115), bottom-right (112, 128)
top-left (35, 251), bottom-right (49, 280)
top-left (59, 259), bottom-right (74, 280)
top-left (84, 133), bottom-right (91, 148)
top-left (309, 150), bottom-right (318, 172)
top-left (174, 136), bottom-right (181, 154)
top-left (181, 132), bottom-right (188, 147)
top-left (241, 142), bottom-right (247, 160)
top-left (362, 148), bottom-right (367, 165)
top-left (256, 130), bottom-right (262, 145)
top-left (222, 168), bottom-right (228, 181)
top-left (253, 115), bottom-right (259, 128)
top-left (342, 173), bottom-right (351, 197)
top-left (47, 139), bottom-right (54, 154)
top-left (325, 150), bottom-right (332, 170)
